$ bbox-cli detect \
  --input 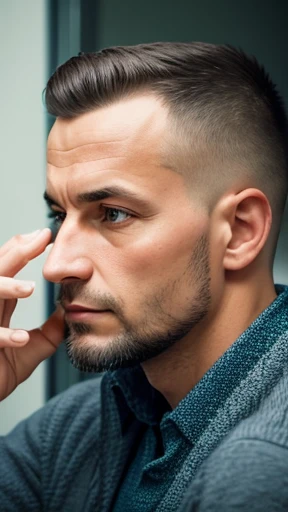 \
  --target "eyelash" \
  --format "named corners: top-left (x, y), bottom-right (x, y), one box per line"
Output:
top-left (47, 206), bottom-right (133, 227)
